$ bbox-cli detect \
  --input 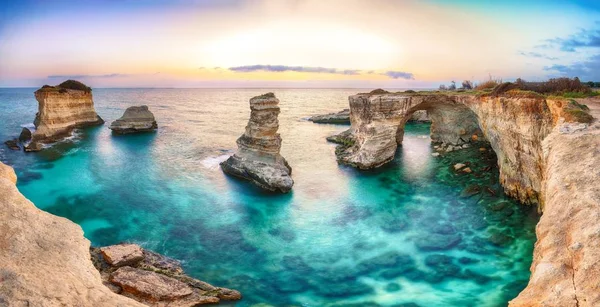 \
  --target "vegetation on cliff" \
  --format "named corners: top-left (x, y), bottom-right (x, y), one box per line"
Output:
top-left (38, 80), bottom-right (92, 93)
top-left (564, 99), bottom-right (593, 123)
